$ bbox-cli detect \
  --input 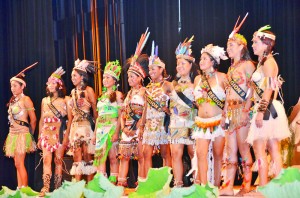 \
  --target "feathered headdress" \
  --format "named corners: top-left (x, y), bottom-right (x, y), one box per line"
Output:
top-left (175, 36), bottom-right (195, 63)
top-left (201, 44), bottom-right (228, 64)
top-left (73, 59), bottom-right (96, 74)
top-left (128, 28), bottom-right (150, 79)
top-left (253, 25), bottom-right (276, 41)
top-left (148, 41), bottom-right (165, 69)
top-left (104, 60), bottom-right (122, 81)
top-left (47, 66), bottom-right (65, 89)
top-left (228, 13), bottom-right (248, 46)
top-left (10, 62), bottom-right (38, 87)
